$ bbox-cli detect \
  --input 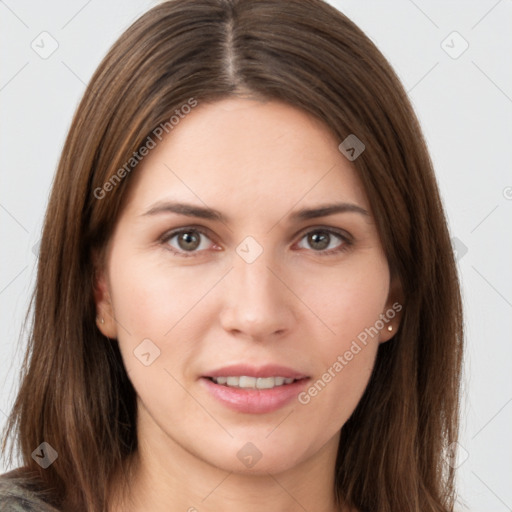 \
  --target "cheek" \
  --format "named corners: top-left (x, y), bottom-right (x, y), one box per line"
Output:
top-left (293, 252), bottom-right (390, 345)
top-left (110, 265), bottom-right (167, 336)
top-left (106, 257), bottom-right (195, 396)
top-left (106, 248), bottom-right (226, 383)
top-left (108, 249), bottom-right (216, 337)
top-left (292, 255), bottom-right (388, 417)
